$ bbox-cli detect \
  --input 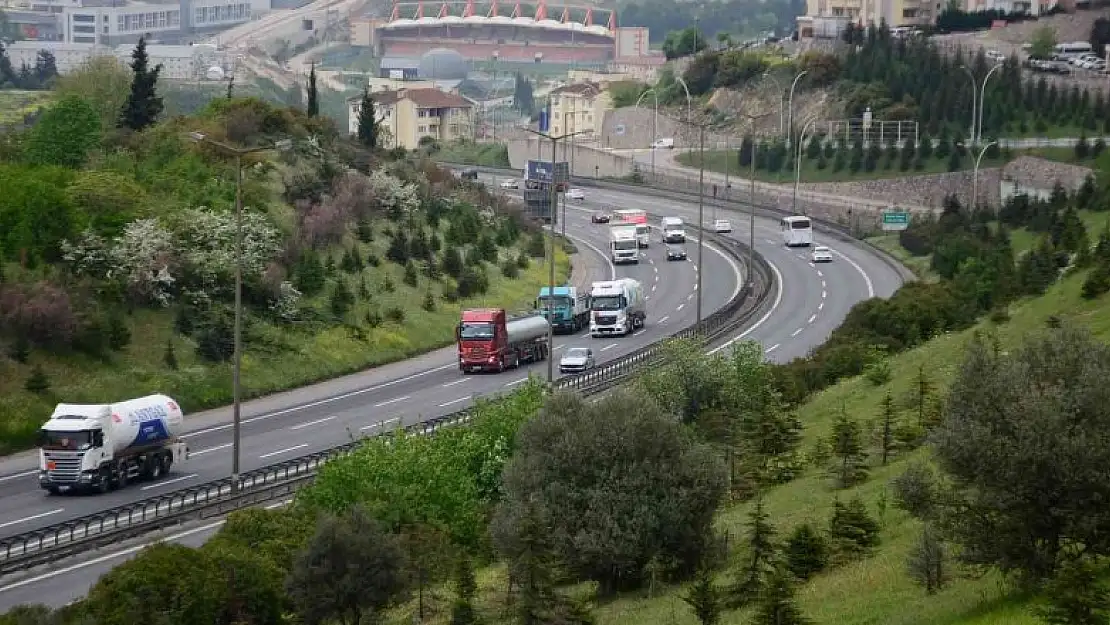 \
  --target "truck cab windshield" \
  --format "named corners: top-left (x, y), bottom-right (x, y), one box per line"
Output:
top-left (538, 296), bottom-right (571, 308)
top-left (592, 295), bottom-right (625, 311)
top-left (39, 430), bottom-right (94, 451)
top-left (459, 322), bottom-right (495, 340)
top-left (613, 241), bottom-right (637, 250)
